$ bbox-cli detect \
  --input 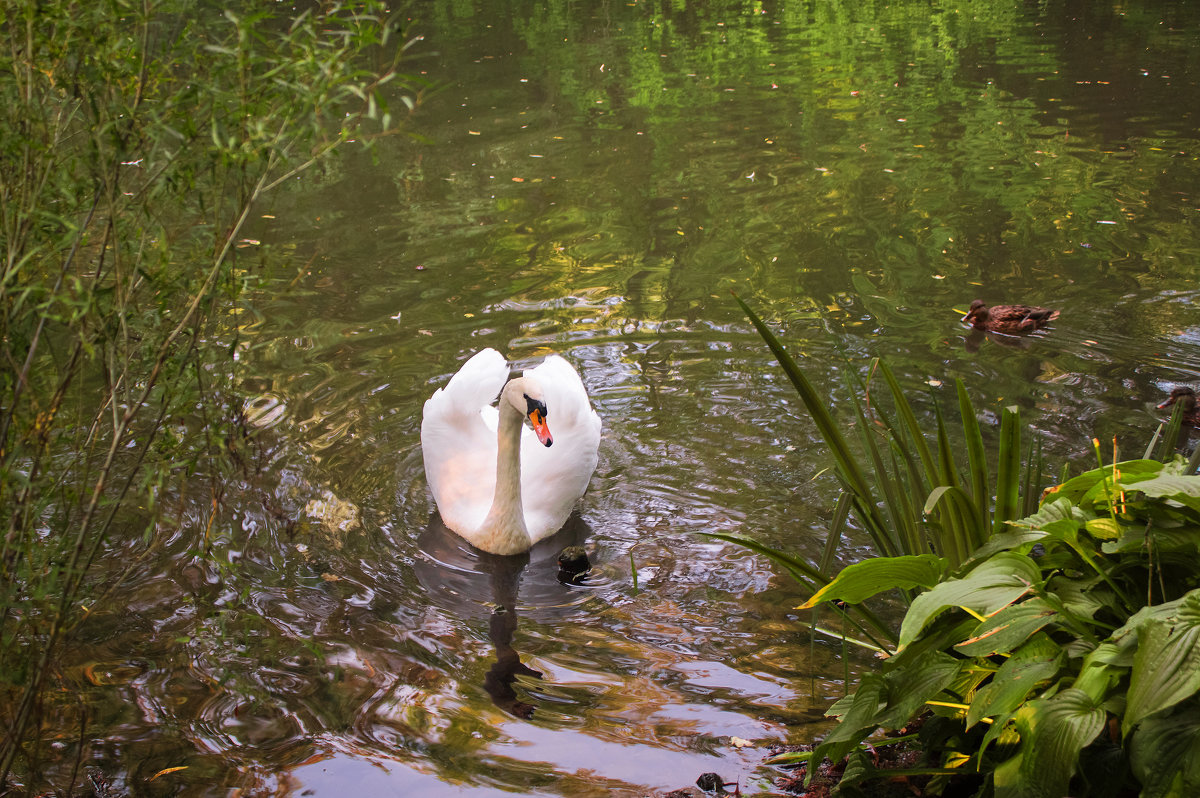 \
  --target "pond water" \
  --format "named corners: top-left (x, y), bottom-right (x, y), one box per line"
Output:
top-left (55, 0), bottom-right (1200, 795)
